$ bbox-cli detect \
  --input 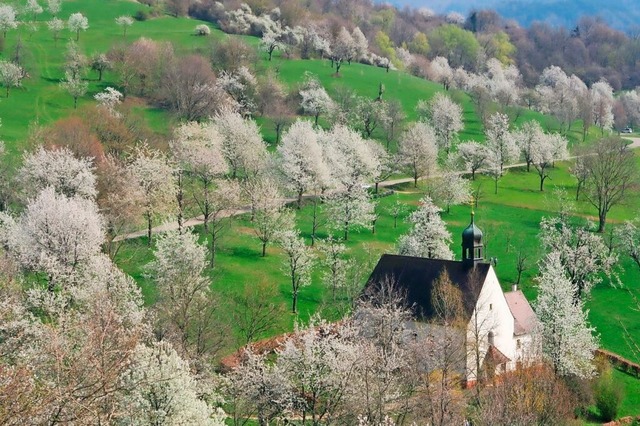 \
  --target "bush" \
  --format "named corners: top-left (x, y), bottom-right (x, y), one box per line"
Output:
top-left (134, 10), bottom-right (149, 21)
top-left (593, 363), bottom-right (623, 422)
top-left (195, 24), bottom-right (211, 36)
